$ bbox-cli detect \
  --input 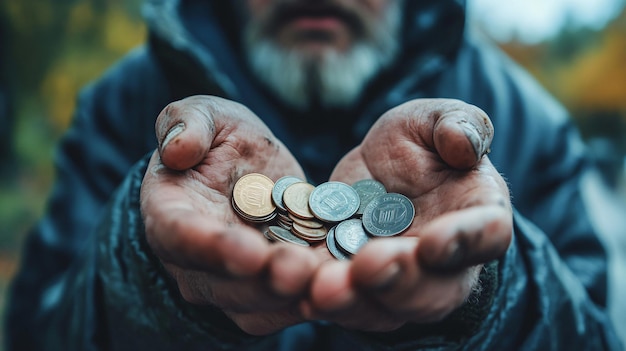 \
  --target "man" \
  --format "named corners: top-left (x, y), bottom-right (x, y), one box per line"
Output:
top-left (5, 0), bottom-right (623, 350)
